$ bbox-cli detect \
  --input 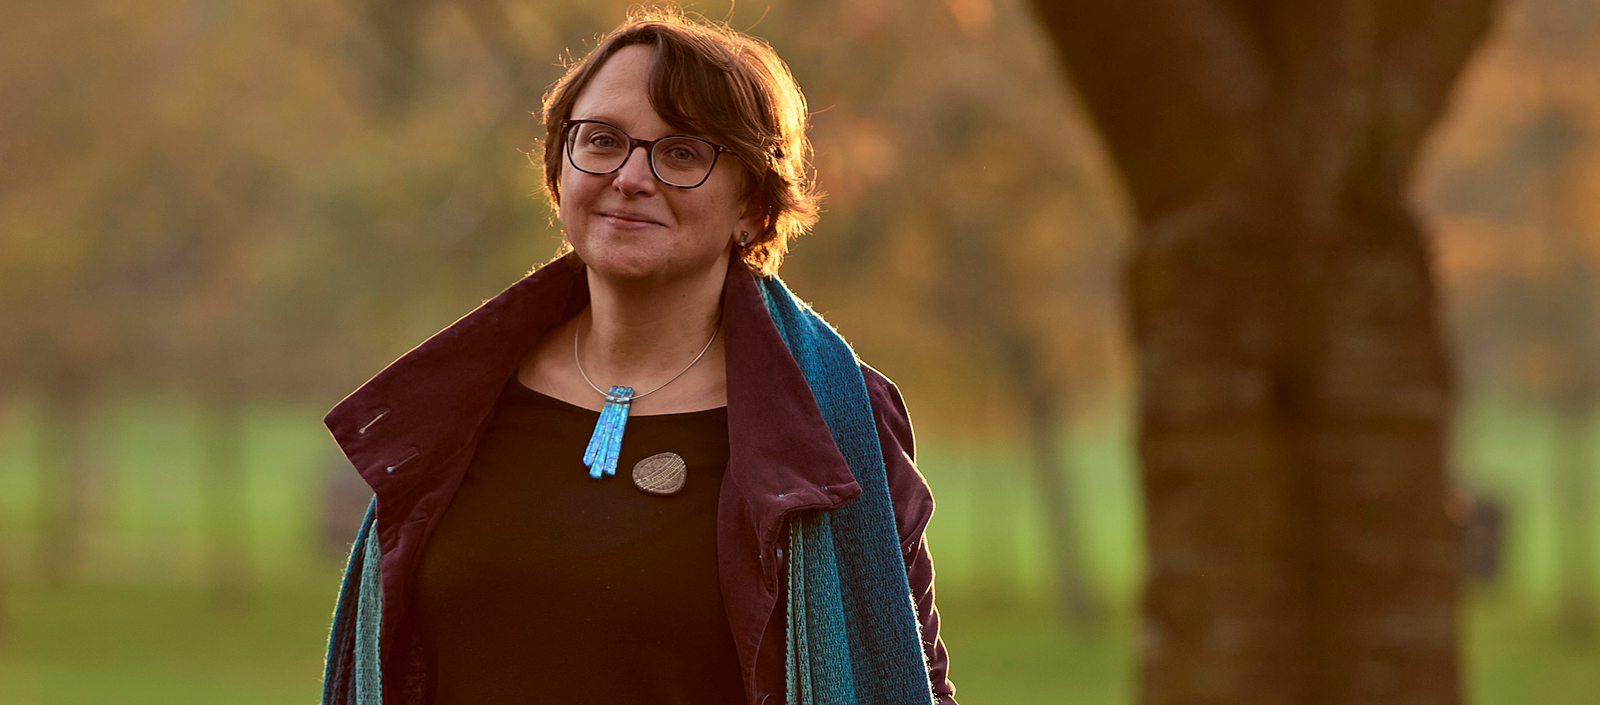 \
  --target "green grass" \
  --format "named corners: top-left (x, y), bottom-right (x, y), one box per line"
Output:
top-left (0, 583), bottom-right (334, 705)
top-left (0, 581), bottom-right (1139, 705)
top-left (1463, 591), bottom-right (1600, 705)
top-left (0, 393), bottom-right (1598, 703)
top-left (2, 585), bottom-right (1596, 704)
